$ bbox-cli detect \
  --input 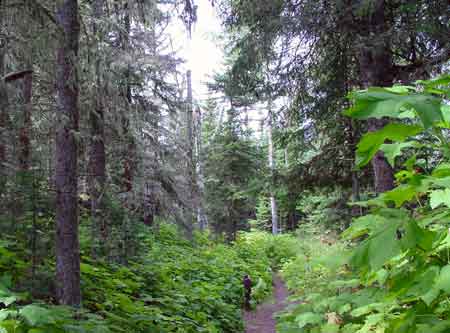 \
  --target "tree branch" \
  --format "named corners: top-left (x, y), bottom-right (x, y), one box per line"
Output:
top-left (3, 69), bottom-right (33, 83)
